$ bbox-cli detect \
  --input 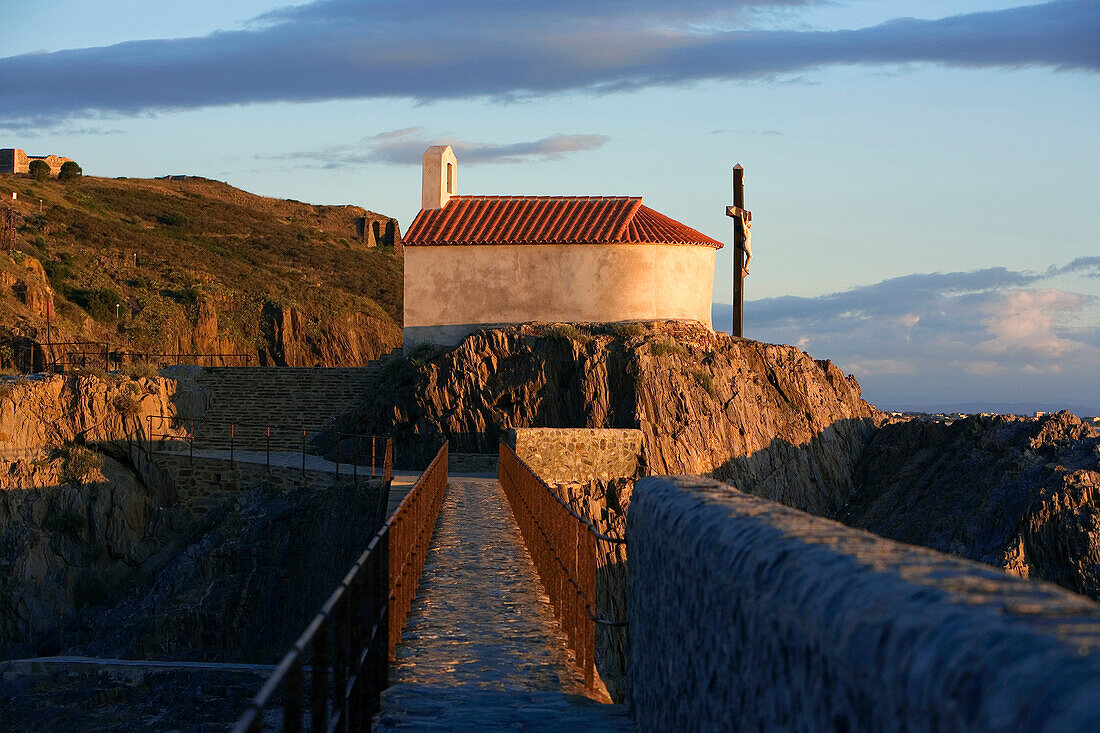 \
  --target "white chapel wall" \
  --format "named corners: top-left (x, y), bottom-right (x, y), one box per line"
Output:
top-left (403, 243), bottom-right (716, 349)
